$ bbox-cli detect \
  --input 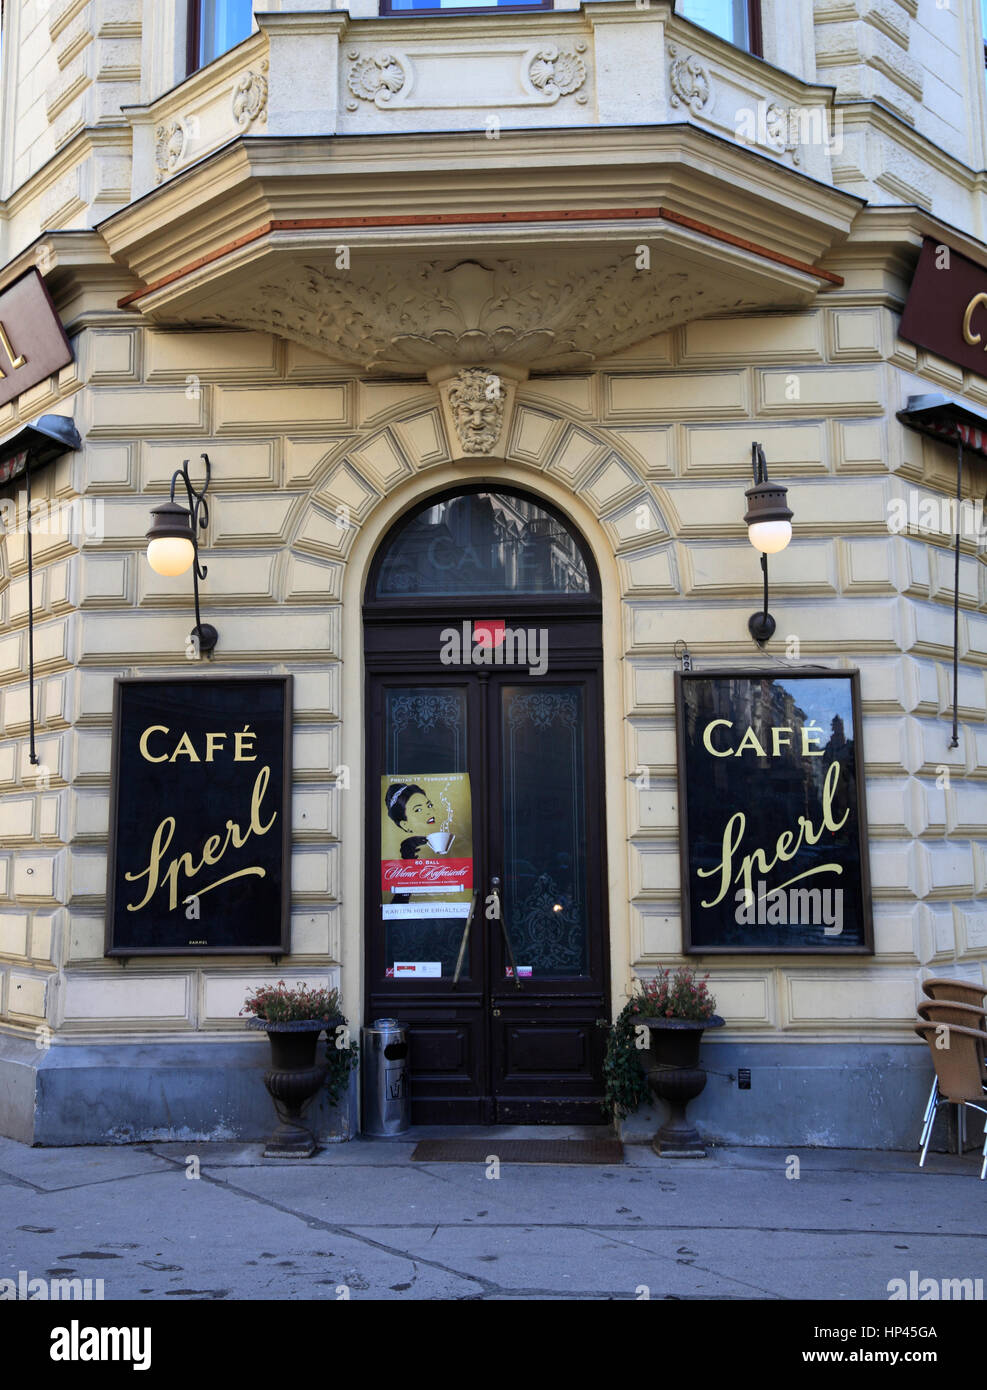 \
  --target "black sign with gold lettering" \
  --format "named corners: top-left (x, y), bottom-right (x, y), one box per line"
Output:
top-left (899, 237), bottom-right (987, 379)
top-left (675, 670), bottom-right (873, 954)
top-left (105, 677), bottom-right (292, 956)
top-left (0, 269), bottom-right (74, 410)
